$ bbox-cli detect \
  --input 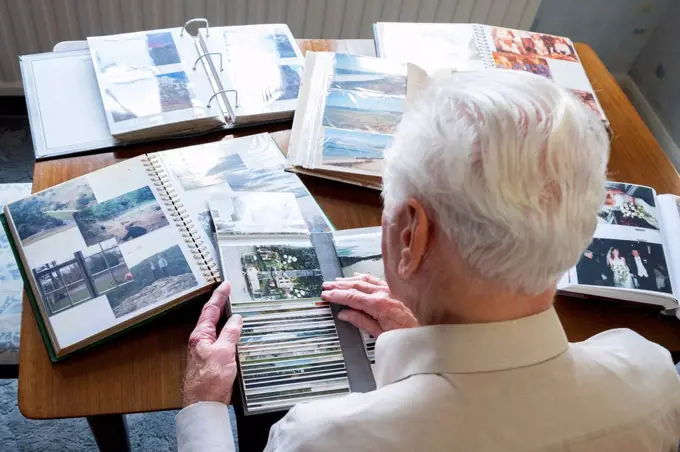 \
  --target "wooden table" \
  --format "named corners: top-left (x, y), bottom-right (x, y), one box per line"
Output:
top-left (18, 39), bottom-right (680, 448)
